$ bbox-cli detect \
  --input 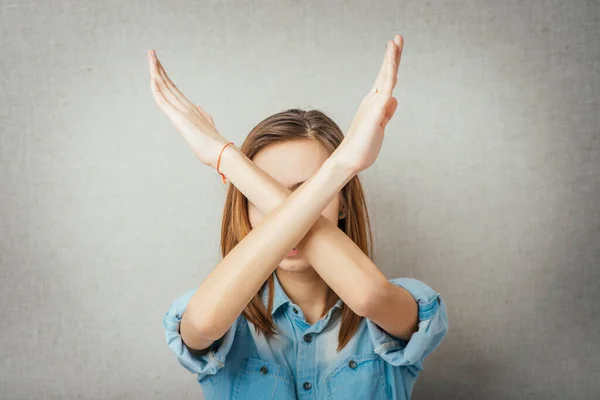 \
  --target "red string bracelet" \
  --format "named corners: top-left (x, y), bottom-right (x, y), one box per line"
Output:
top-left (217, 142), bottom-right (235, 184)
